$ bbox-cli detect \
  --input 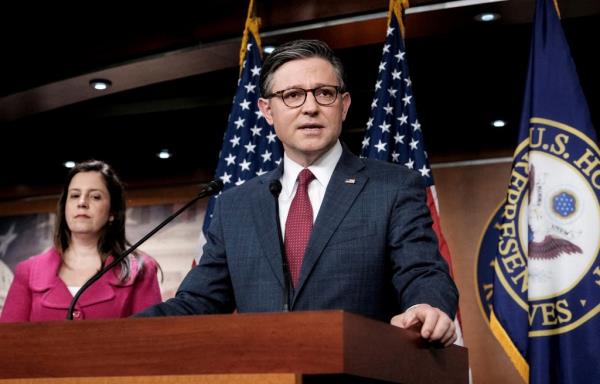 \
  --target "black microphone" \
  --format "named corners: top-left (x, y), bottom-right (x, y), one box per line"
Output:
top-left (66, 179), bottom-right (224, 320)
top-left (269, 179), bottom-right (291, 312)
